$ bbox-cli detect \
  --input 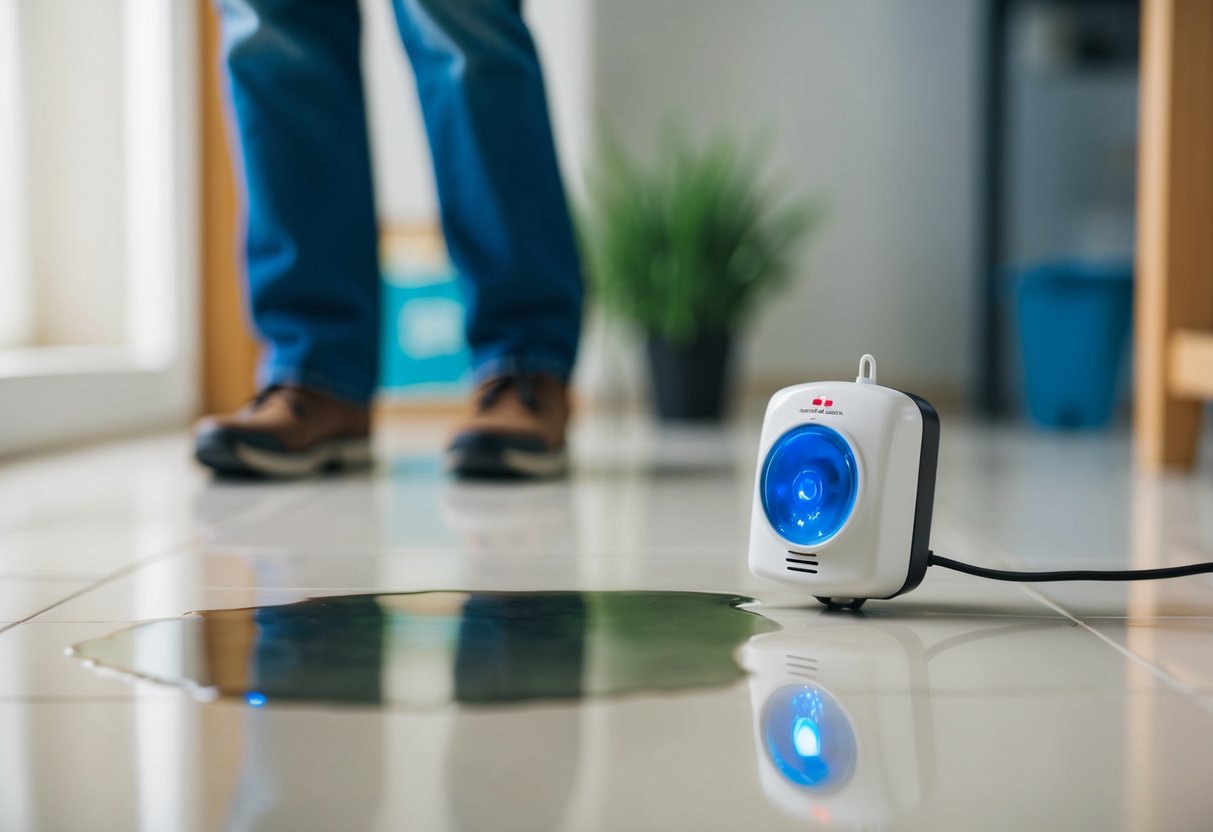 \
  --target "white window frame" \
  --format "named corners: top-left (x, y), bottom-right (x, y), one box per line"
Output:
top-left (0, 0), bottom-right (32, 350)
top-left (0, 0), bottom-right (199, 457)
